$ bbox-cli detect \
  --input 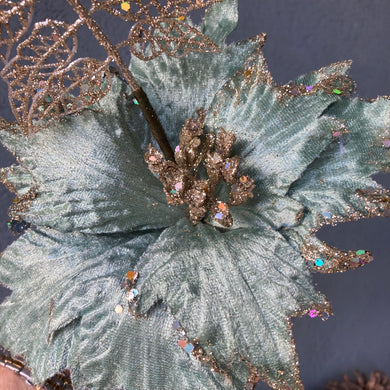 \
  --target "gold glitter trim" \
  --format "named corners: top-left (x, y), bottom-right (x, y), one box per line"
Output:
top-left (276, 73), bottom-right (356, 102)
top-left (8, 188), bottom-right (36, 223)
top-left (302, 239), bottom-right (373, 274)
top-left (0, 167), bottom-right (17, 194)
top-left (231, 301), bottom-right (333, 390)
top-left (236, 32), bottom-right (272, 87)
top-left (301, 188), bottom-right (389, 273)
